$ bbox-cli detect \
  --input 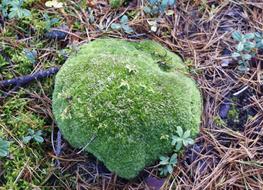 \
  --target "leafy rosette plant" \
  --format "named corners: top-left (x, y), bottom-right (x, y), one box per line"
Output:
top-left (52, 38), bottom-right (202, 179)
top-left (231, 31), bottom-right (263, 72)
